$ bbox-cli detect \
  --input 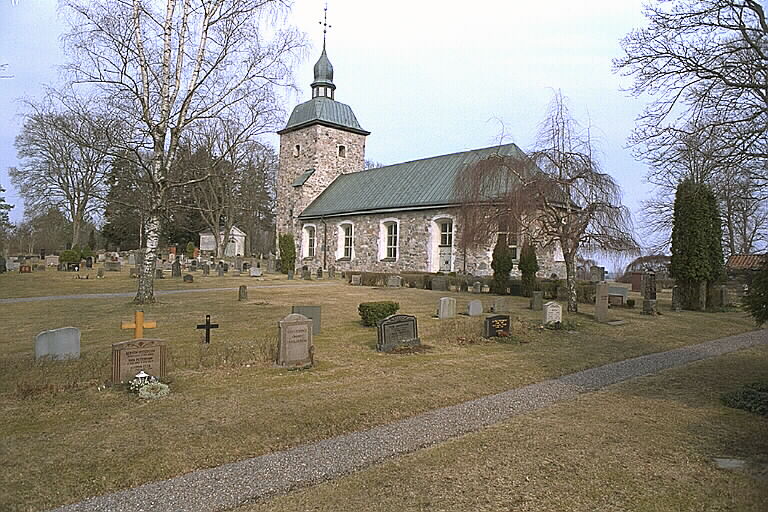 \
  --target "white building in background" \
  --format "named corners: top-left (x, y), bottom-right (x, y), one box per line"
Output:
top-left (199, 226), bottom-right (246, 257)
